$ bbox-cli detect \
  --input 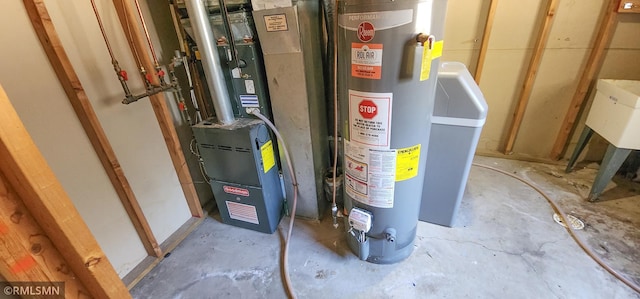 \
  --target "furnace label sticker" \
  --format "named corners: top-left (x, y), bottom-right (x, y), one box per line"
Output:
top-left (232, 68), bottom-right (241, 79)
top-left (240, 95), bottom-right (259, 108)
top-left (351, 43), bottom-right (383, 79)
top-left (264, 14), bottom-right (288, 32)
top-left (260, 140), bottom-right (276, 173)
top-left (226, 201), bottom-right (259, 225)
top-left (344, 141), bottom-right (396, 208)
top-left (349, 90), bottom-right (392, 148)
top-left (245, 79), bottom-right (256, 94)
top-left (396, 144), bottom-right (421, 181)
top-left (223, 185), bottom-right (250, 197)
